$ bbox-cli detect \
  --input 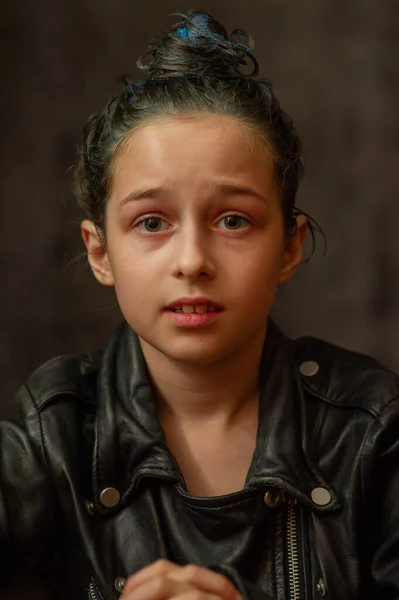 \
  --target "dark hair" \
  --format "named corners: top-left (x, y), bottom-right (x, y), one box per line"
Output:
top-left (74, 11), bottom-right (322, 249)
